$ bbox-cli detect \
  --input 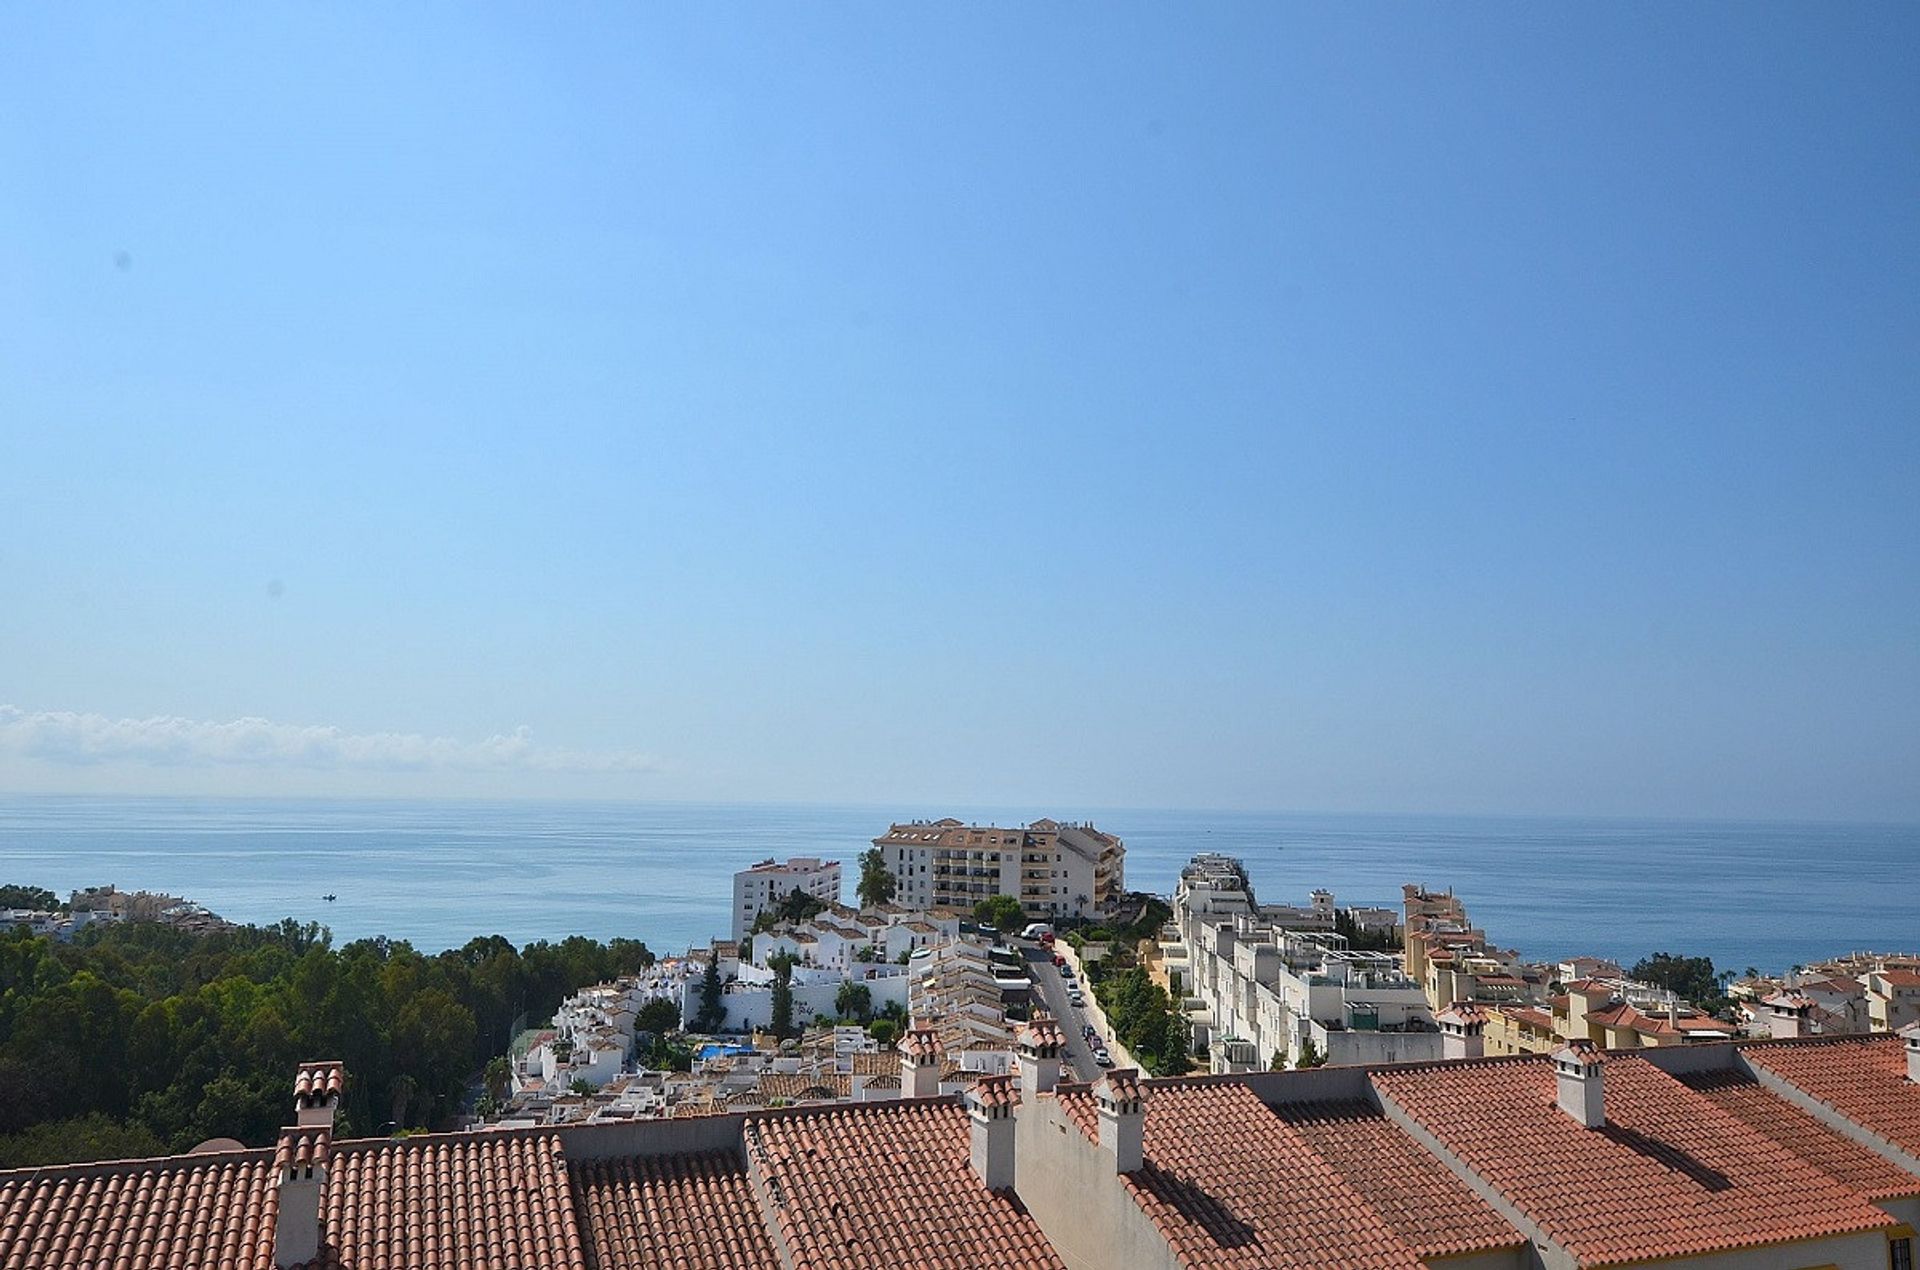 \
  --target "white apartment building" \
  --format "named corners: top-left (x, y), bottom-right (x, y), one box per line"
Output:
top-left (876, 818), bottom-right (1124, 919)
top-left (1173, 855), bottom-right (1441, 1071)
top-left (732, 857), bottom-right (843, 939)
